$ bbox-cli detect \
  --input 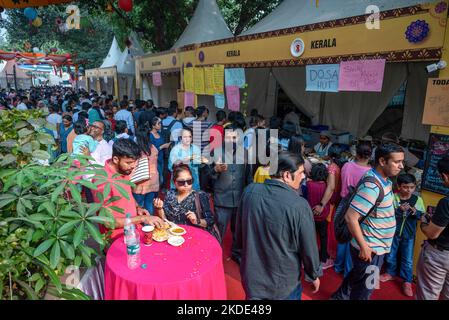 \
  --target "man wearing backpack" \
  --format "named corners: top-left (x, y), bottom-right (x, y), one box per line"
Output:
top-left (332, 143), bottom-right (404, 300)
